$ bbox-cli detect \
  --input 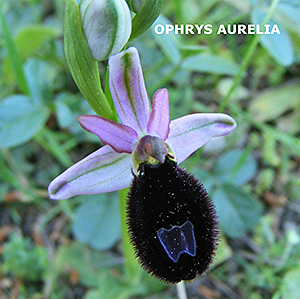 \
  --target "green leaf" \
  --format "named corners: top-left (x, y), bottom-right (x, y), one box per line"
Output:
top-left (0, 7), bottom-right (29, 94)
top-left (182, 54), bottom-right (239, 76)
top-left (15, 25), bottom-right (60, 59)
top-left (252, 9), bottom-right (294, 66)
top-left (273, 266), bottom-right (300, 299)
top-left (193, 168), bottom-right (215, 193)
top-left (215, 149), bottom-right (257, 185)
top-left (263, 124), bottom-right (300, 157)
top-left (151, 15), bottom-right (182, 65)
top-left (24, 58), bottom-right (59, 102)
top-left (64, 0), bottom-right (113, 119)
top-left (277, 3), bottom-right (300, 25)
top-left (84, 271), bottom-right (131, 299)
top-left (84, 269), bottom-right (164, 299)
top-left (2, 233), bottom-right (48, 281)
top-left (55, 101), bottom-right (74, 128)
top-left (248, 81), bottom-right (300, 121)
top-left (0, 95), bottom-right (49, 148)
top-left (213, 184), bottom-right (263, 238)
top-left (54, 92), bottom-right (96, 137)
top-left (130, 0), bottom-right (165, 41)
top-left (55, 242), bottom-right (113, 288)
top-left (84, 271), bottom-right (134, 299)
top-left (179, 44), bottom-right (208, 57)
top-left (34, 127), bottom-right (73, 167)
top-left (73, 193), bottom-right (121, 250)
